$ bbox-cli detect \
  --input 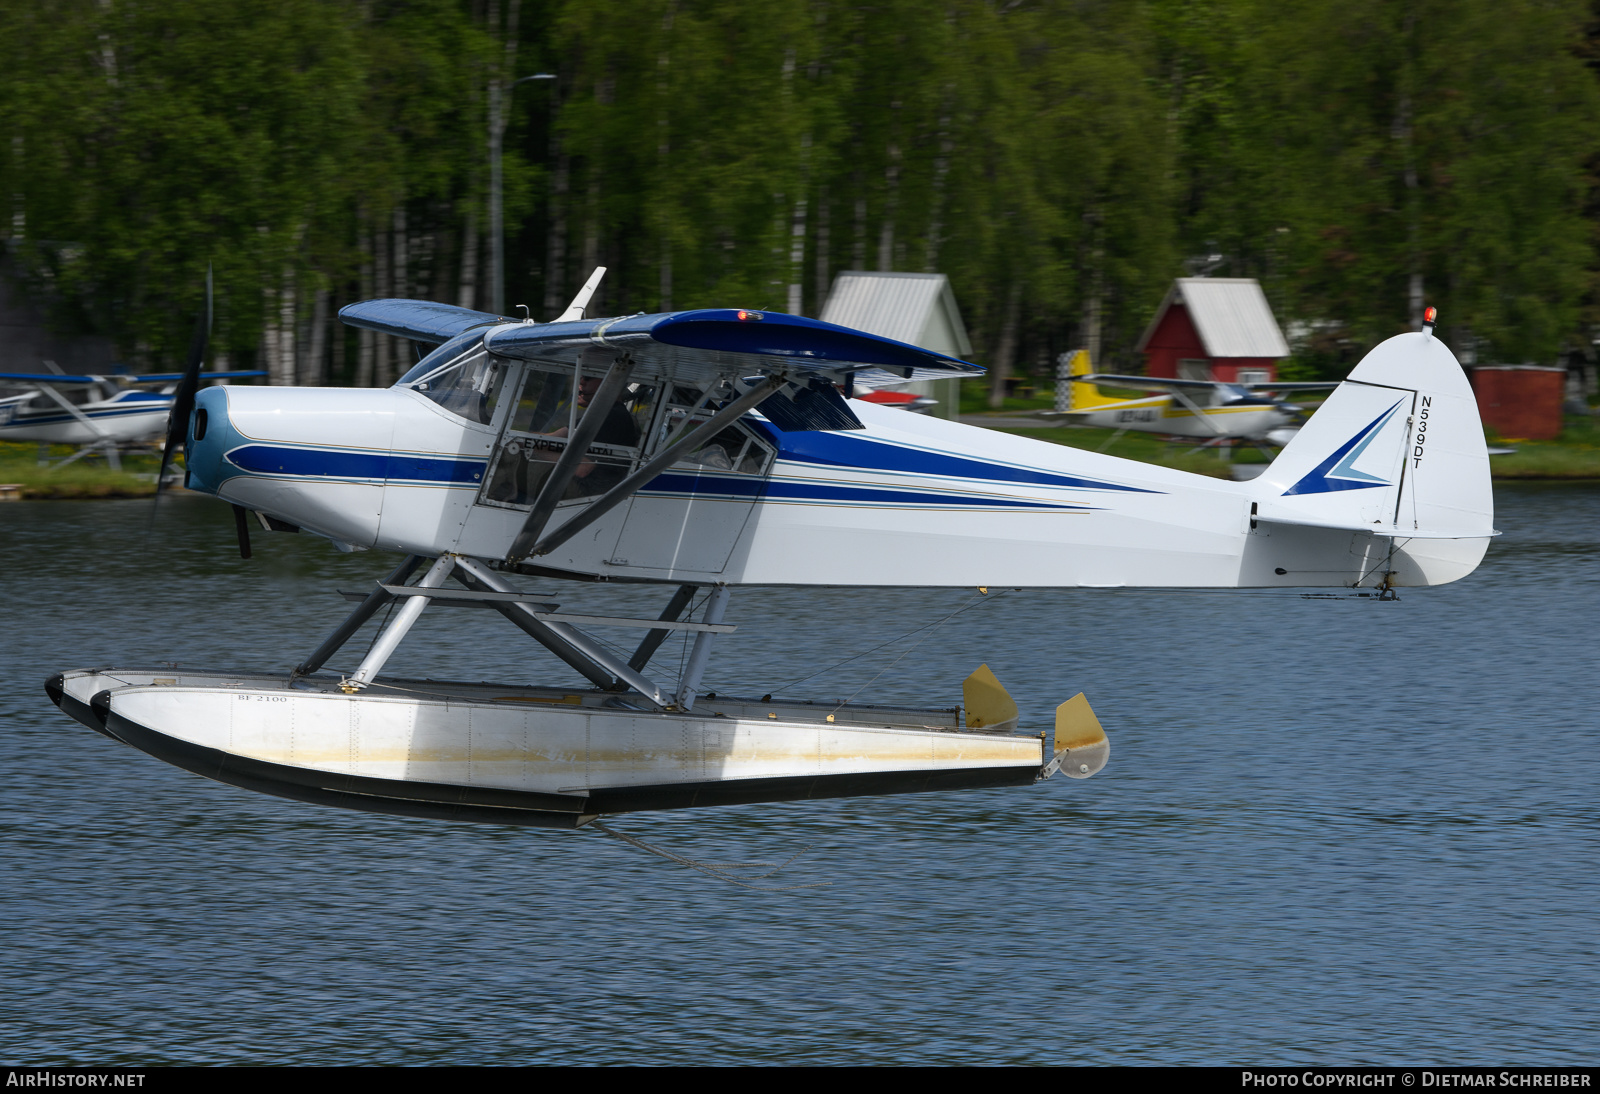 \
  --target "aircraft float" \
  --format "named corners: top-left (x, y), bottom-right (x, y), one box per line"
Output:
top-left (1040, 348), bottom-right (1339, 453)
top-left (46, 277), bottom-right (1494, 833)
